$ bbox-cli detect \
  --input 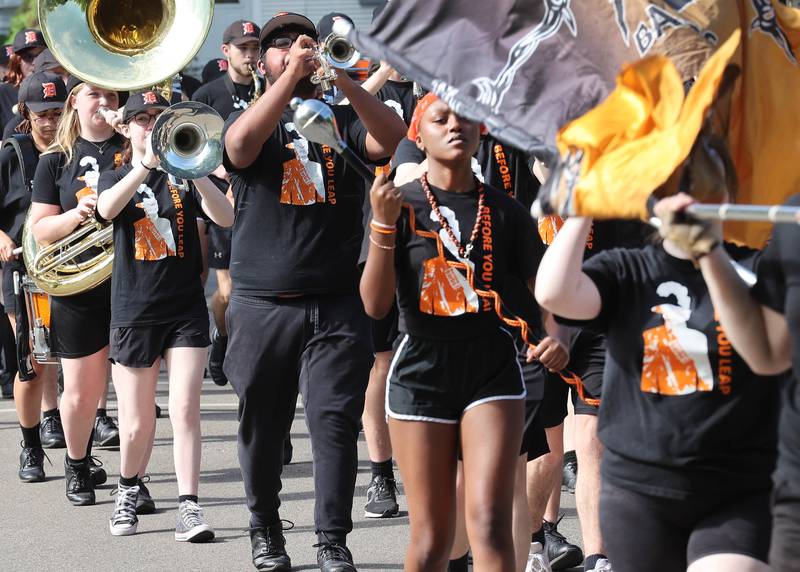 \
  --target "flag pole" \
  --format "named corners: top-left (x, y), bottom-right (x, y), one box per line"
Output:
top-left (686, 204), bottom-right (800, 224)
